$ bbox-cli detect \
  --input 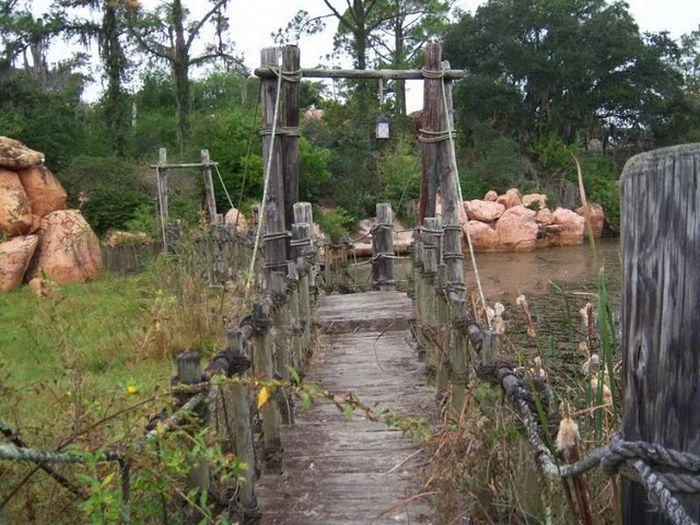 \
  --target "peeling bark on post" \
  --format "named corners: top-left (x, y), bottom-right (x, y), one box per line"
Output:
top-left (620, 144), bottom-right (700, 524)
